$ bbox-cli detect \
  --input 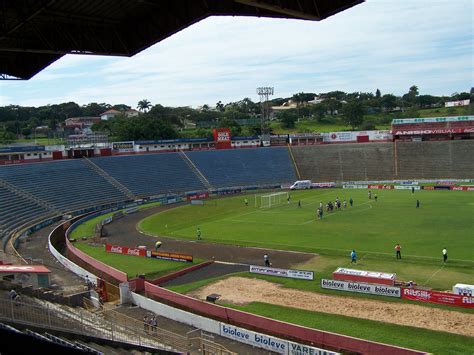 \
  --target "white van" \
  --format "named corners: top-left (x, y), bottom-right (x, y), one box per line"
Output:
top-left (290, 180), bottom-right (312, 190)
